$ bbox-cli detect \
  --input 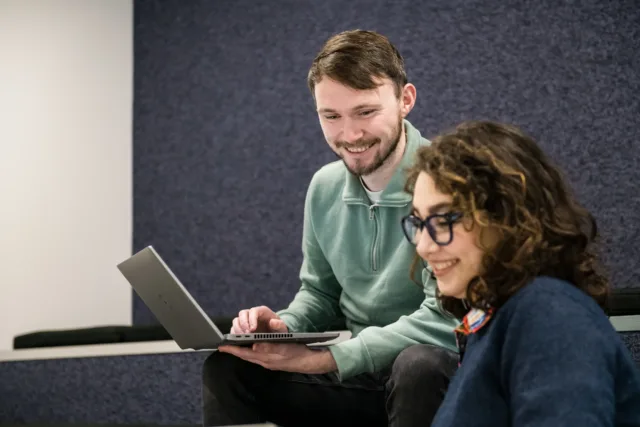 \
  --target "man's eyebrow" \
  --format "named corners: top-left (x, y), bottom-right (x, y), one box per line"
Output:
top-left (317, 103), bottom-right (382, 114)
top-left (351, 103), bottom-right (381, 110)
